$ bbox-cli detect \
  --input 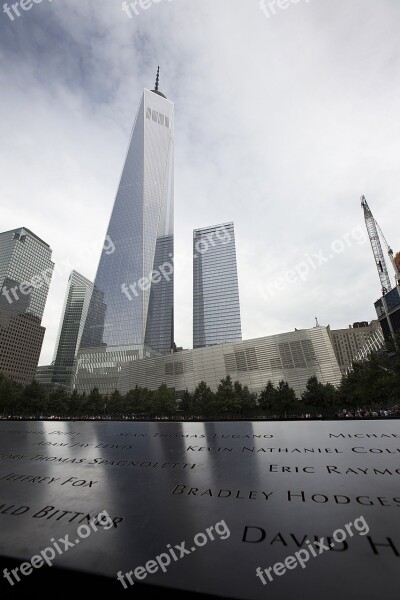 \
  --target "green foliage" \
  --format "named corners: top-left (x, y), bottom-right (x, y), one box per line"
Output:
top-left (20, 380), bottom-right (49, 417)
top-left (152, 384), bottom-right (176, 416)
top-left (258, 380), bottom-right (298, 415)
top-left (275, 380), bottom-right (298, 415)
top-left (194, 381), bottom-right (216, 415)
top-left (0, 373), bottom-right (23, 414)
top-left (337, 347), bottom-right (400, 410)
top-left (179, 389), bottom-right (195, 415)
top-left (107, 390), bottom-right (124, 417)
top-left (125, 386), bottom-right (152, 415)
top-left (84, 388), bottom-right (104, 416)
top-left (258, 381), bottom-right (278, 412)
top-left (69, 389), bottom-right (85, 417)
top-left (1, 341), bottom-right (400, 418)
top-left (302, 376), bottom-right (337, 410)
top-left (236, 383), bottom-right (257, 415)
top-left (216, 376), bottom-right (238, 414)
top-left (47, 387), bottom-right (70, 416)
